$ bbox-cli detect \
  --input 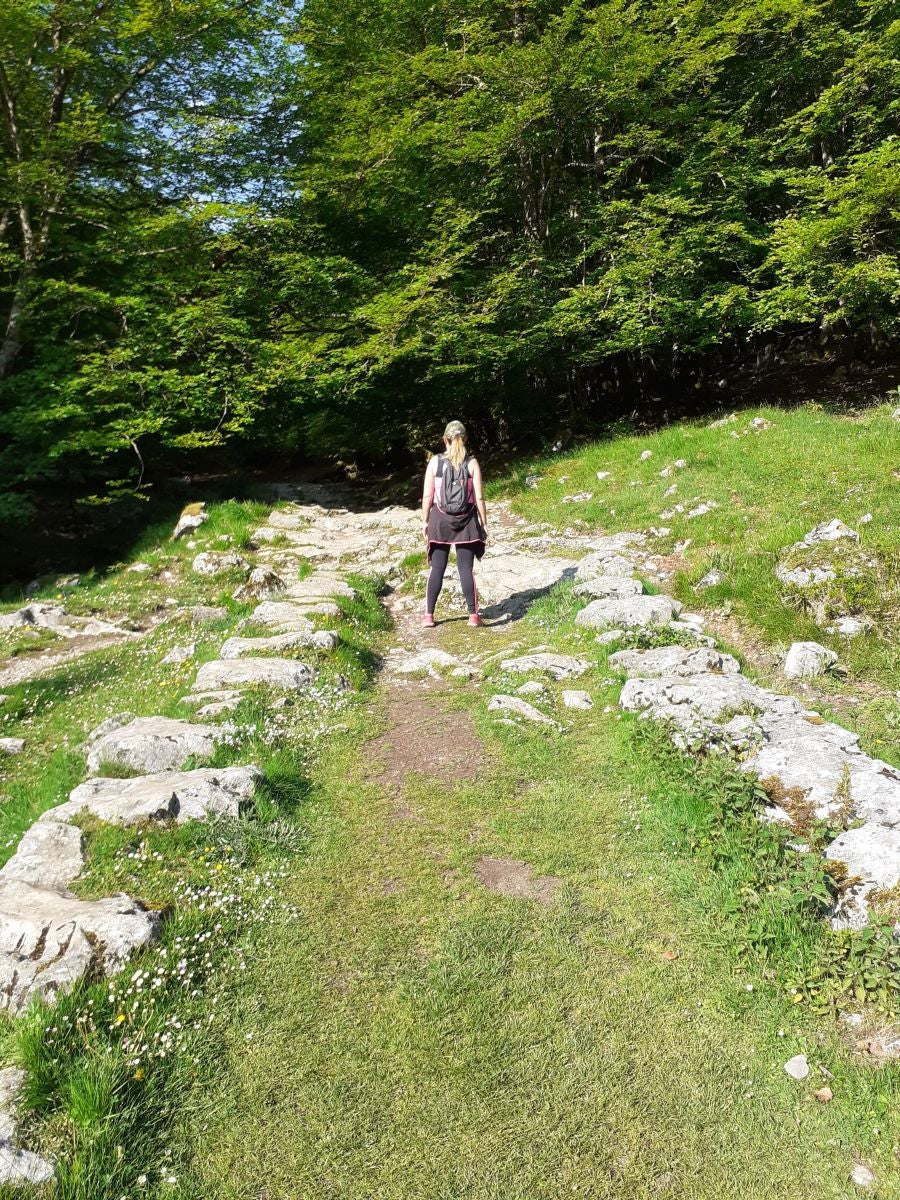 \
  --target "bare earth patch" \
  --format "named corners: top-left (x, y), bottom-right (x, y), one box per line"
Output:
top-left (368, 680), bottom-right (484, 789)
top-left (474, 855), bottom-right (562, 904)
